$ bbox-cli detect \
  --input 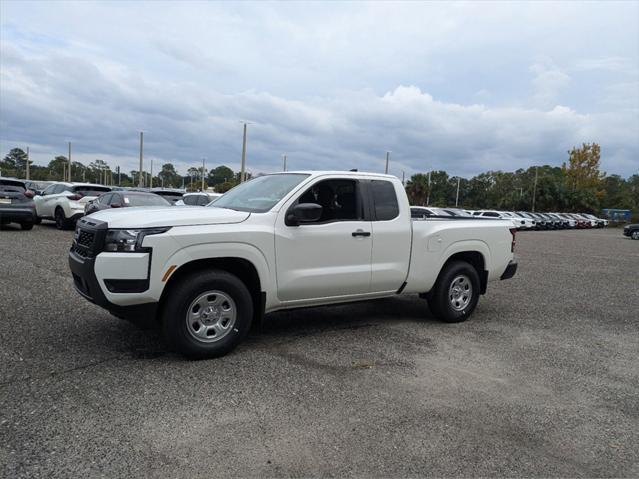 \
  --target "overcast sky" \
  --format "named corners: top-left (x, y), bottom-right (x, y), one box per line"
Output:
top-left (1, 1), bottom-right (638, 178)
